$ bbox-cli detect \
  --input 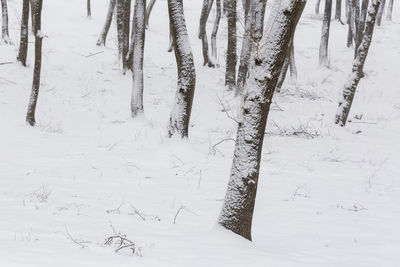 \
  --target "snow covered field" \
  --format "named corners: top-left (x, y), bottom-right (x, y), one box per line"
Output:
top-left (1, 0), bottom-right (400, 266)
